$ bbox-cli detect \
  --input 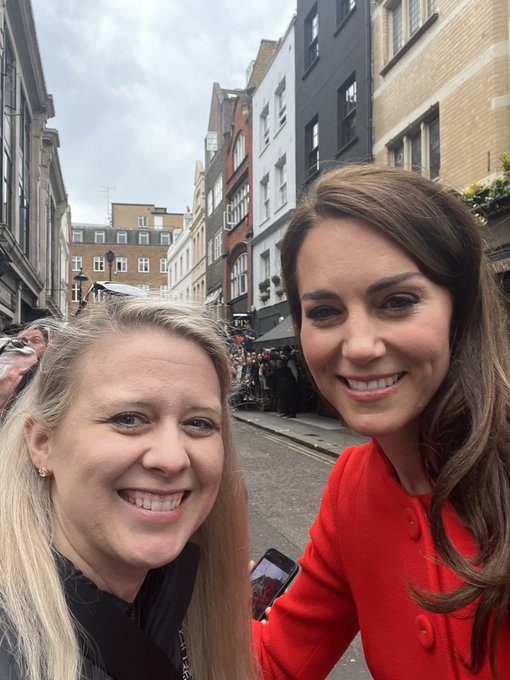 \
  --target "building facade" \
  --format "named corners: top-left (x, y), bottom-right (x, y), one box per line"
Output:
top-left (295, 0), bottom-right (372, 192)
top-left (69, 204), bottom-right (182, 313)
top-left (168, 210), bottom-right (192, 301)
top-left (251, 17), bottom-right (297, 337)
top-left (372, 0), bottom-right (509, 189)
top-left (0, 0), bottom-right (69, 328)
top-left (189, 161), bottom-right (206, 304)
